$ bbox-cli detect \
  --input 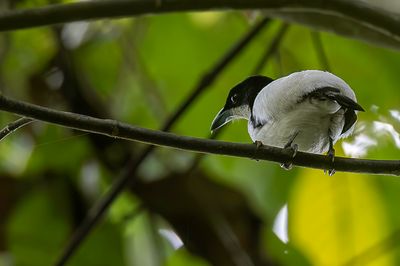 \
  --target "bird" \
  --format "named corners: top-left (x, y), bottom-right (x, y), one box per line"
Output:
top-left (210, 70), bottom-right (364, 175)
